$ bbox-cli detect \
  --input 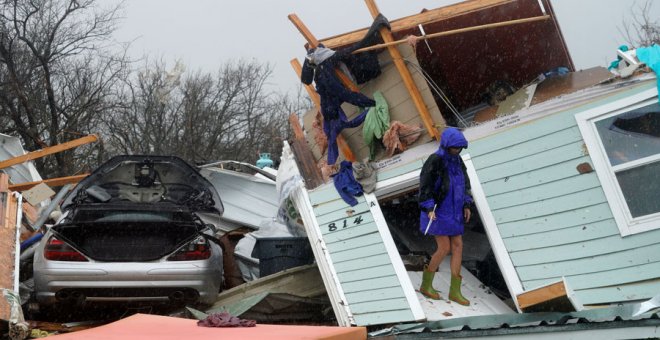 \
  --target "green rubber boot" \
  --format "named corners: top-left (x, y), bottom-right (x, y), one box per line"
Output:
top-left (419, 265), bottom-right (441, 300)
top-left (449, 274), bottom-right (470, 306)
